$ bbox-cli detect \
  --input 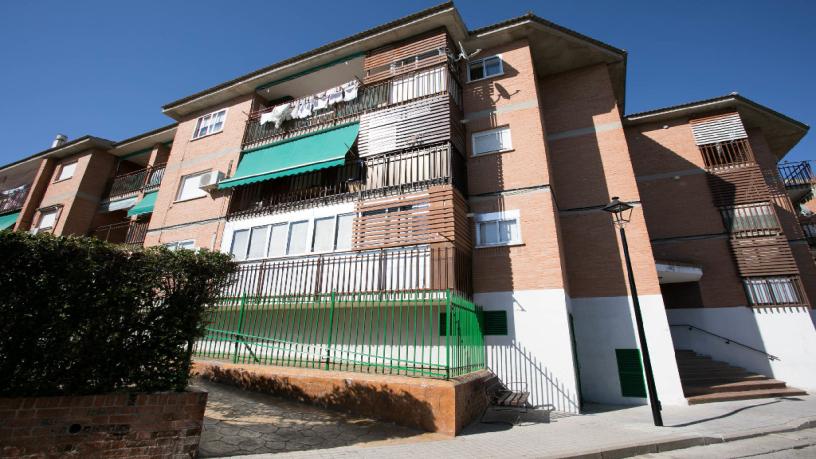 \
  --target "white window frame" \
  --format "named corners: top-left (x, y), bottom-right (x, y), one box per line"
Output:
top-left (472, 126), bottom-right (512, 156)
top-left (175, 170), bottom-right (210, 202)
top-left (55, 161), bottom-right (78, 182)
top-left (229, 229), bottom-right (250, 261)
top-left (191, 109), bottom-right (228, 140)
top-left (164, 240), bottom-right (196, 251)
top-left (473, 209), bottom-right (522, 248)
top-left (34, 206), bottom-right (61, 234)
top-left (467, 55), bottom-right (504, 82)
